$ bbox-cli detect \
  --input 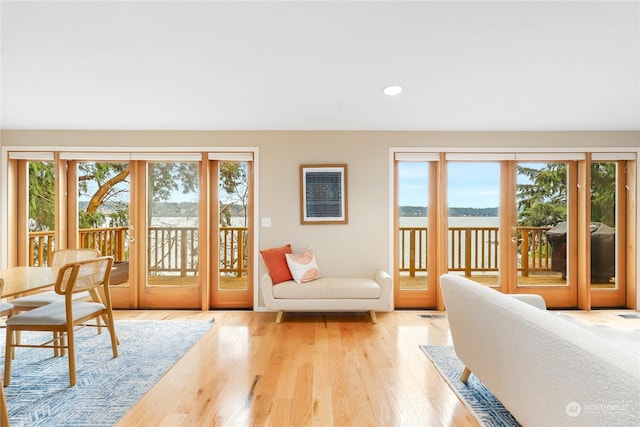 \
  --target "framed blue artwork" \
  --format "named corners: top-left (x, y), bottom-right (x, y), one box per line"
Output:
top-left (300, 164), bottom-right (348, 224)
